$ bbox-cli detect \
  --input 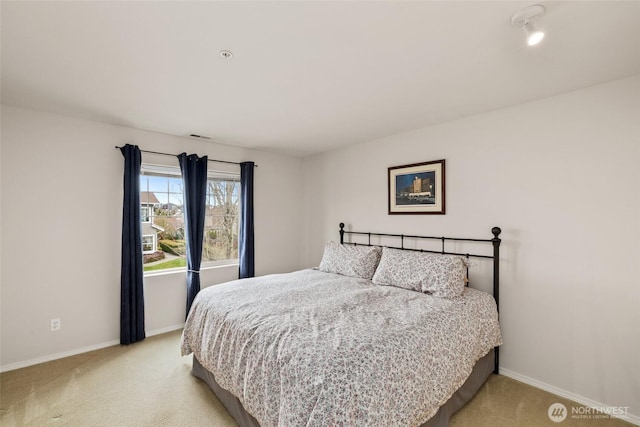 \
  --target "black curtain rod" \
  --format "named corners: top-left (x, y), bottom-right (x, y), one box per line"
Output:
top-left (114, 146), bottom-right (257, 167)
